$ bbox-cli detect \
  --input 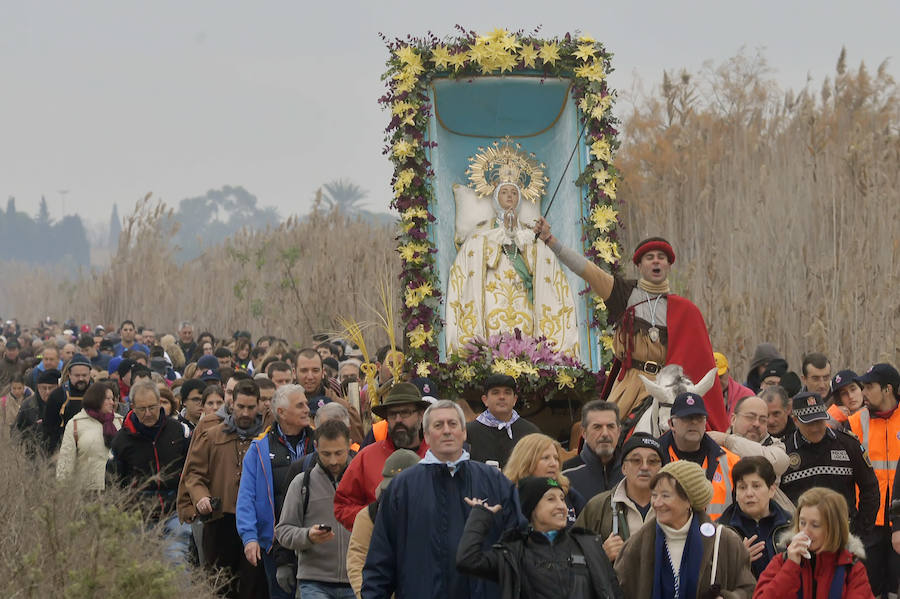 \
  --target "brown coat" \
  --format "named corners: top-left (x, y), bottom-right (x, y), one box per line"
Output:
top-left (614, 514), bottom-right (756, 599)
top-left (177, 419), bottom-right (254, 523)
top-left (347, 506), bottom-right (374, 599)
